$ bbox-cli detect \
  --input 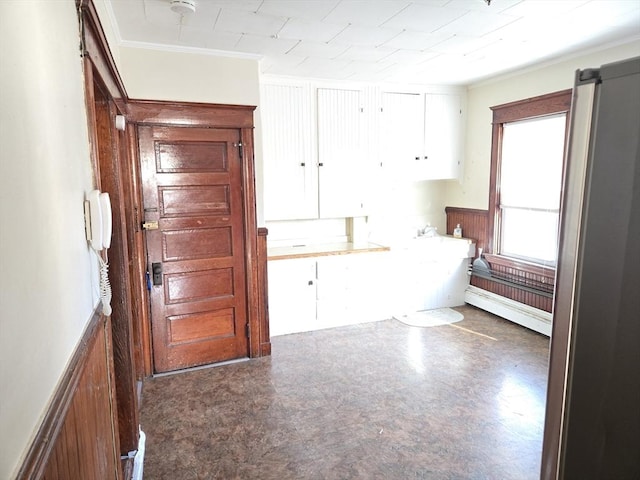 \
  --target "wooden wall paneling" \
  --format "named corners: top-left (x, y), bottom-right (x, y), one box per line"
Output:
top-left (445, 207), bottom-right (489, 257)
top-left (17, 312), bottom-right (121, 480)
top-left (257, 227), bottom-right (271, 356)
top-left (445, 206), bottom-right (554, 312)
